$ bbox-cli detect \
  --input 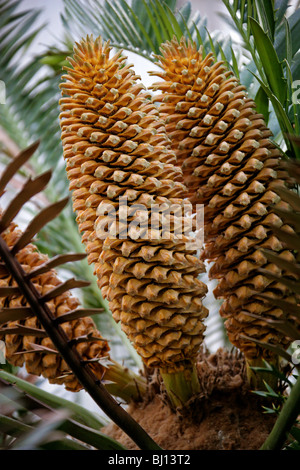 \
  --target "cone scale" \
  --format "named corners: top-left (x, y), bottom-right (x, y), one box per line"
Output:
top-left (59, 36), bottom-right (209, 405)
top-left (150, 37), bottom-right (298, 373)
